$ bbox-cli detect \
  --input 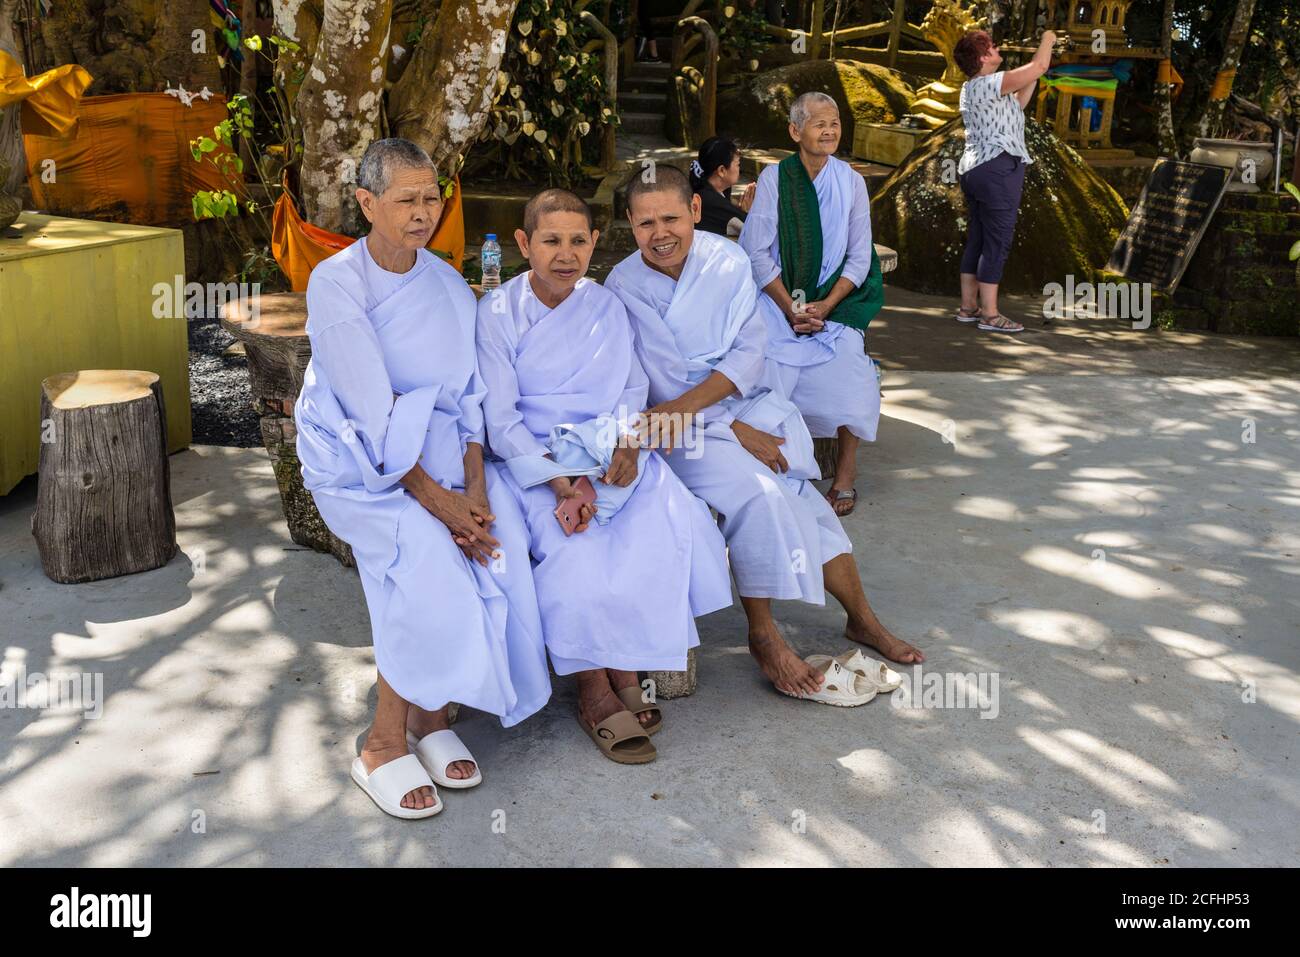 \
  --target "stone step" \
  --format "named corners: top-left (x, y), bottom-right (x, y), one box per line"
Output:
top-left (620, 111), bottom-right (665, 135)
top-left (621, 75), bottom-right (669, 95)
top-left (601, 220), bottom-right (641, 254)
top-left (617, 91), bottom-right (666, 113)
top-left (628, 59), bottom-right (672, 77)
